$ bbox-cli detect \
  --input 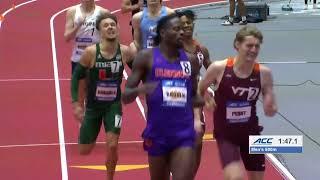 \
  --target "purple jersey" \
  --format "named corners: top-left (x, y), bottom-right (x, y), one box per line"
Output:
top-left (142, 47), bottom-right (195, 140)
